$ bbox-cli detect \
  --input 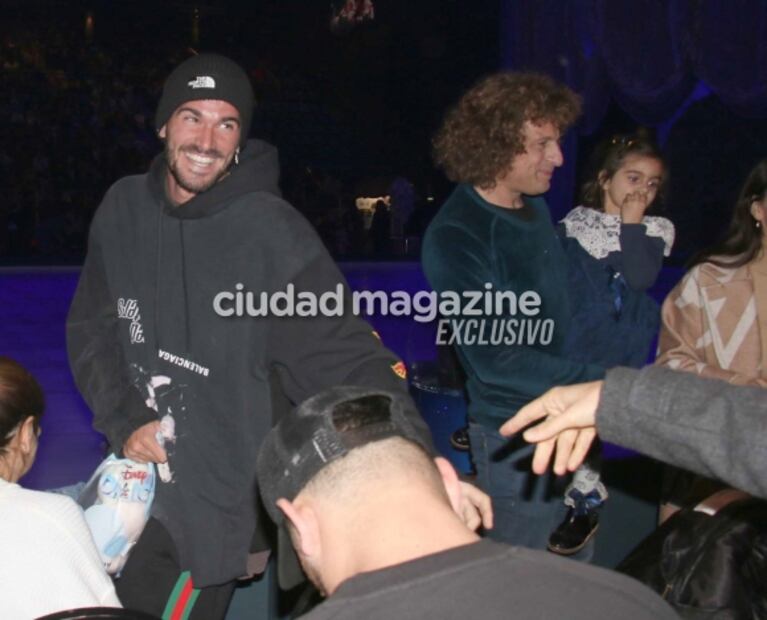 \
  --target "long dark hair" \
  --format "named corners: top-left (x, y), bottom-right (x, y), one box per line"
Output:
top-left (581, 130), bottom-right (666, 213)
top-left (689, 159), bottom-right (767, 269)
top-left (0, 357), bottom-right (44, 455)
